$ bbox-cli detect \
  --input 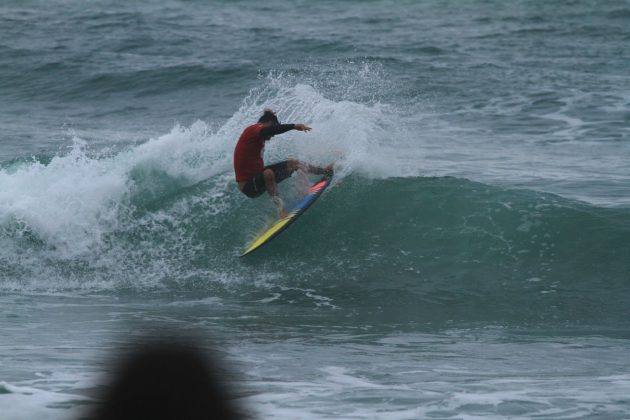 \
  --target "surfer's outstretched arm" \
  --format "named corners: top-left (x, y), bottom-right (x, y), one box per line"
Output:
top-left (260, 123), bottom-right (311, 138)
